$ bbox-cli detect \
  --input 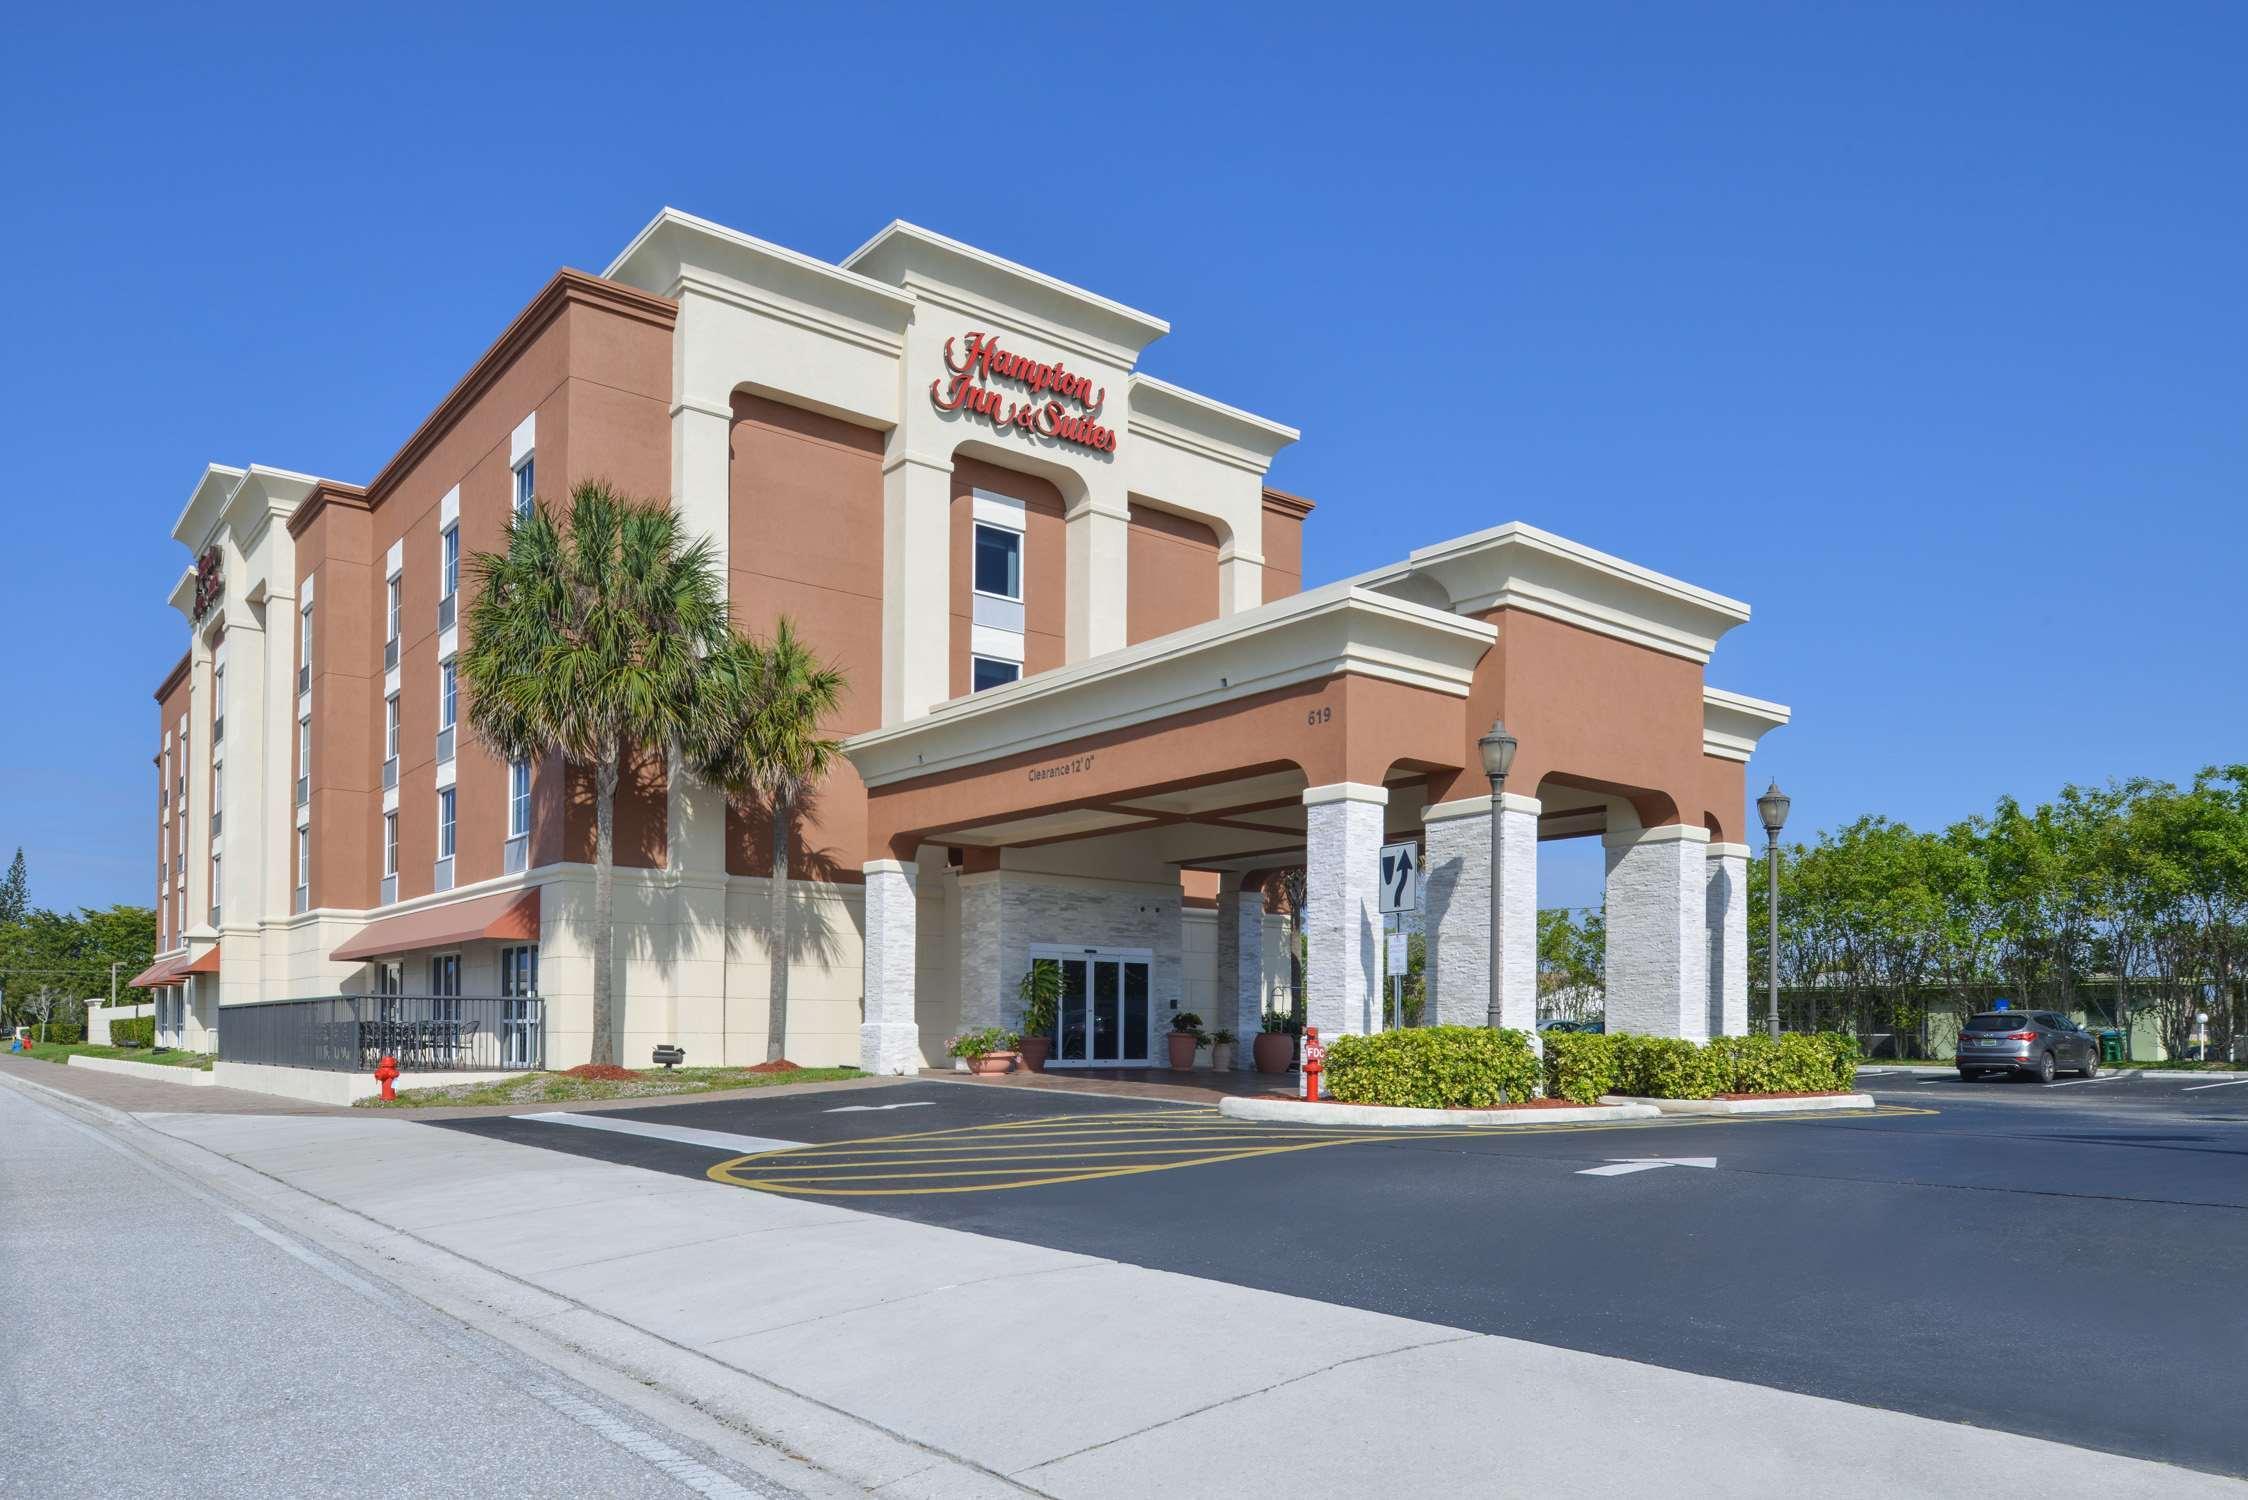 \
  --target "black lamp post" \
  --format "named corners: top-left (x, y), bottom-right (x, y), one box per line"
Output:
top-left (1478, 720), bottom-right (1518, 1031)
top-left (1756, 780), bottom-right (1791, 1039)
